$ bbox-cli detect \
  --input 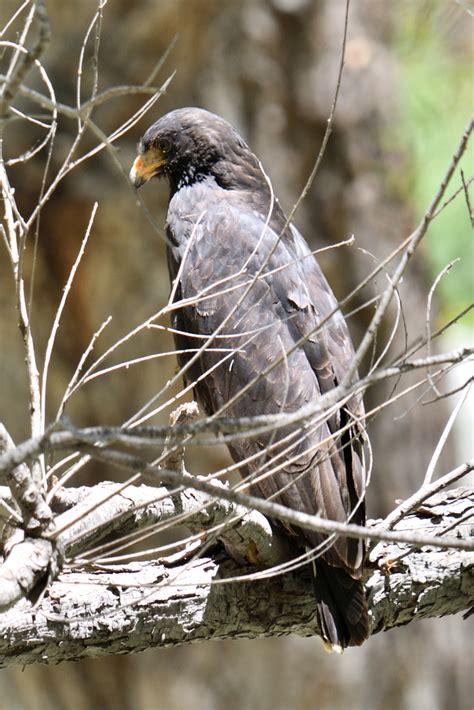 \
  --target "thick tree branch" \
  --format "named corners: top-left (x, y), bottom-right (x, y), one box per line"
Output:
top-left (0, 487), bottom-right (472, 668)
